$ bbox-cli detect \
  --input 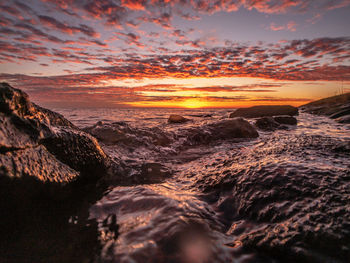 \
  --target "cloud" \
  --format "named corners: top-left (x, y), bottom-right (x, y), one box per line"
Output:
top-left (269, 21), bottom-right (297, 31)
top-left (38, 15), bottom-right (100, 37)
